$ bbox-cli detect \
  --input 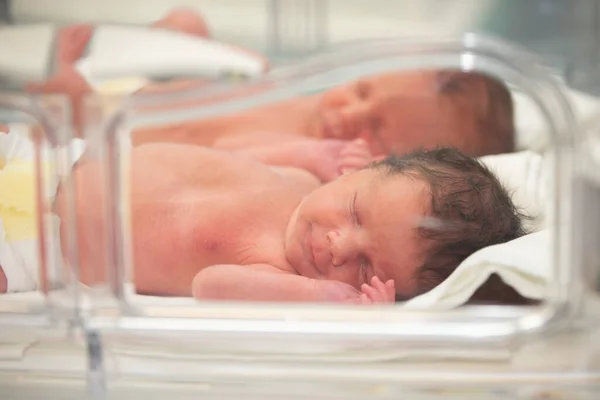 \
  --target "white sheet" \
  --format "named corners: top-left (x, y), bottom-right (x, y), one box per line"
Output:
top-left (404, 229), bottom-right (551, 309)
top-left (514, 87), bottom-right (600, 152)
top-left (76, 25), bottom-right (267, 93)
